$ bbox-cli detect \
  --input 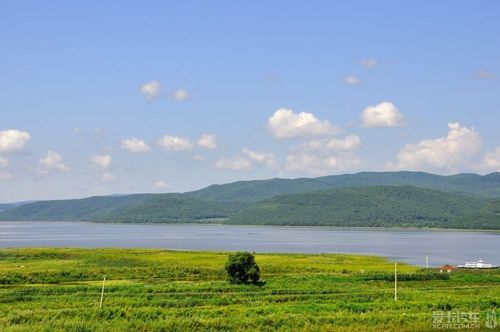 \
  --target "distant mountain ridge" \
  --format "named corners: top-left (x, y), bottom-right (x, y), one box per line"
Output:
top-left (184, 171), bottom-right (500, 201)
top-left (1, 171), bottom-right (499, 229)
top-left (0, 204), bottom-right (14, 212)
top-left (0, 201), bottom-right (33, 212)
top-left (229, 186), bottom-right (500, 229)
